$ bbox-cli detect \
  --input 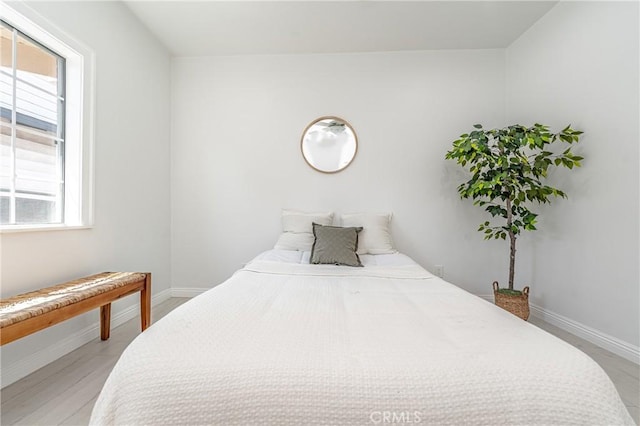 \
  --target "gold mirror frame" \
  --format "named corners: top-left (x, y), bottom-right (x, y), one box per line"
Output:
top-left (300, 116), bottom-right (358, 174)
